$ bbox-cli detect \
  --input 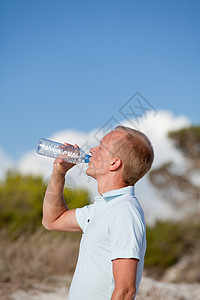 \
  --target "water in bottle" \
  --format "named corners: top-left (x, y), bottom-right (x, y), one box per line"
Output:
top-left (36, 138), bottom-right (91, 164)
